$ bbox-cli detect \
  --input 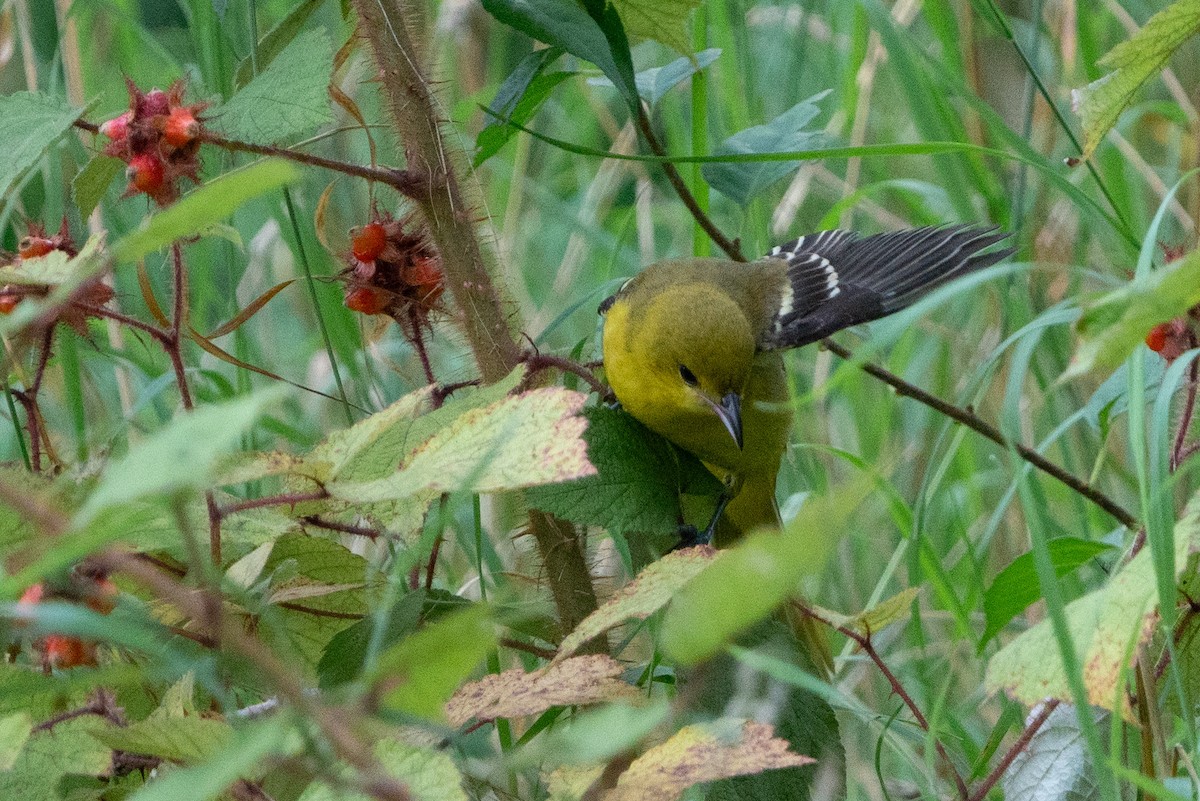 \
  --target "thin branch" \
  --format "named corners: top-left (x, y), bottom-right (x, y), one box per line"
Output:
top-left (803, 605), bottom-right (969, 801)
top-left (218, 489), bottom-right (330, 517)
top-left (968, 700), bottom-right (1059, 801)
top-left (634, 108), bottom-right (743, 261)
top-left (820, 339), bottom-right (1138, 530)
top-left (521, 352), bottom-right (611, 399)
top-left (1171, 337), bottom-right (1200, 471)
top-left (499, 637), bottom-right (558, 661)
